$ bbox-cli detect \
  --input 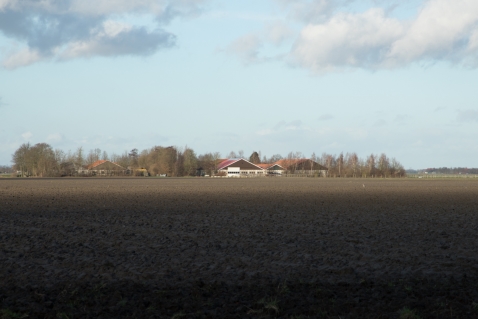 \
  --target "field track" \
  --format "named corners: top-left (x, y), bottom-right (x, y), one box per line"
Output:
top-left (1, 178), bottom-right (478, 318)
